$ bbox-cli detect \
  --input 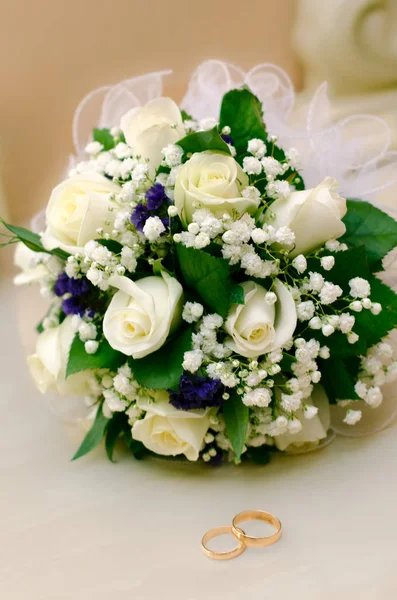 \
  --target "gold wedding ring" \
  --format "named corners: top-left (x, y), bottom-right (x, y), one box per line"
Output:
top-left (201, 525), bottom-right (247, 560)
top-left (232, 510), bottom-right (282, 548)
